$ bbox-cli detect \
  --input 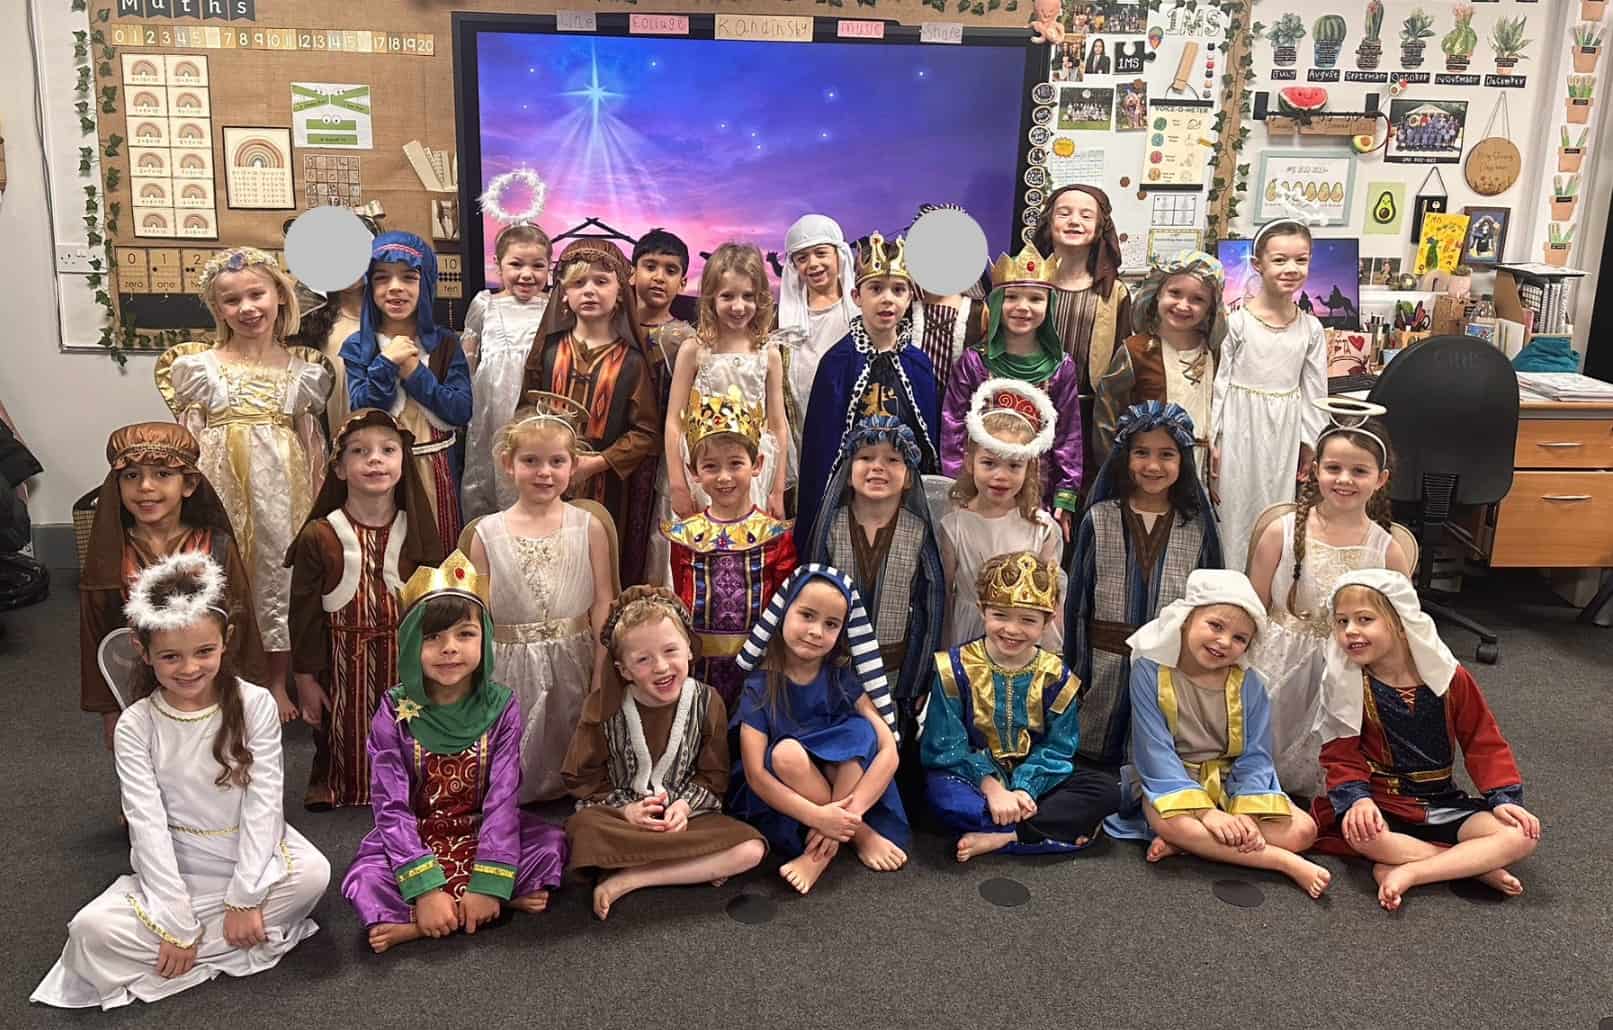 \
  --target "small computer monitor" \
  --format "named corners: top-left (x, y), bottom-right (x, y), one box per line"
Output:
top-left (1216, 236), bottom-right (1361, 330)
